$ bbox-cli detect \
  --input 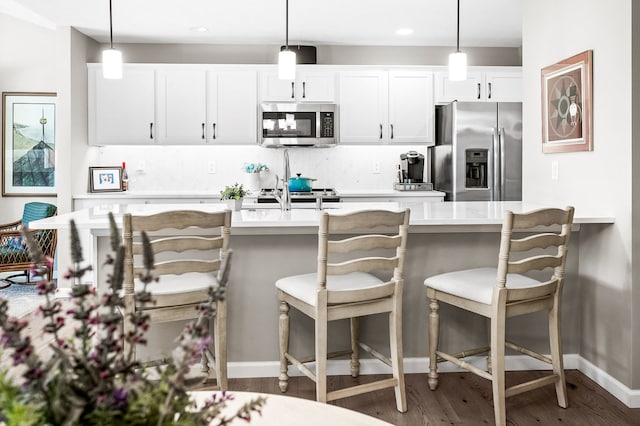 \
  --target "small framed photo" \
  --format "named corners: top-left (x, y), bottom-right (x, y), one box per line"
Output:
top-left (89, 166), bottom-right (123, 192)
top-left (541, 50), bottom-right (593, 153)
